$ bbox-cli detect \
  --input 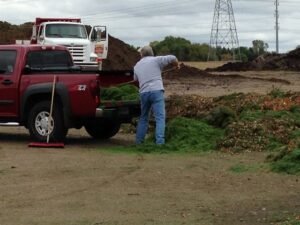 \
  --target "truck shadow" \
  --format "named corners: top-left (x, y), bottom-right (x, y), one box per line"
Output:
top-left (0, 128), bottom-right (134, 148)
